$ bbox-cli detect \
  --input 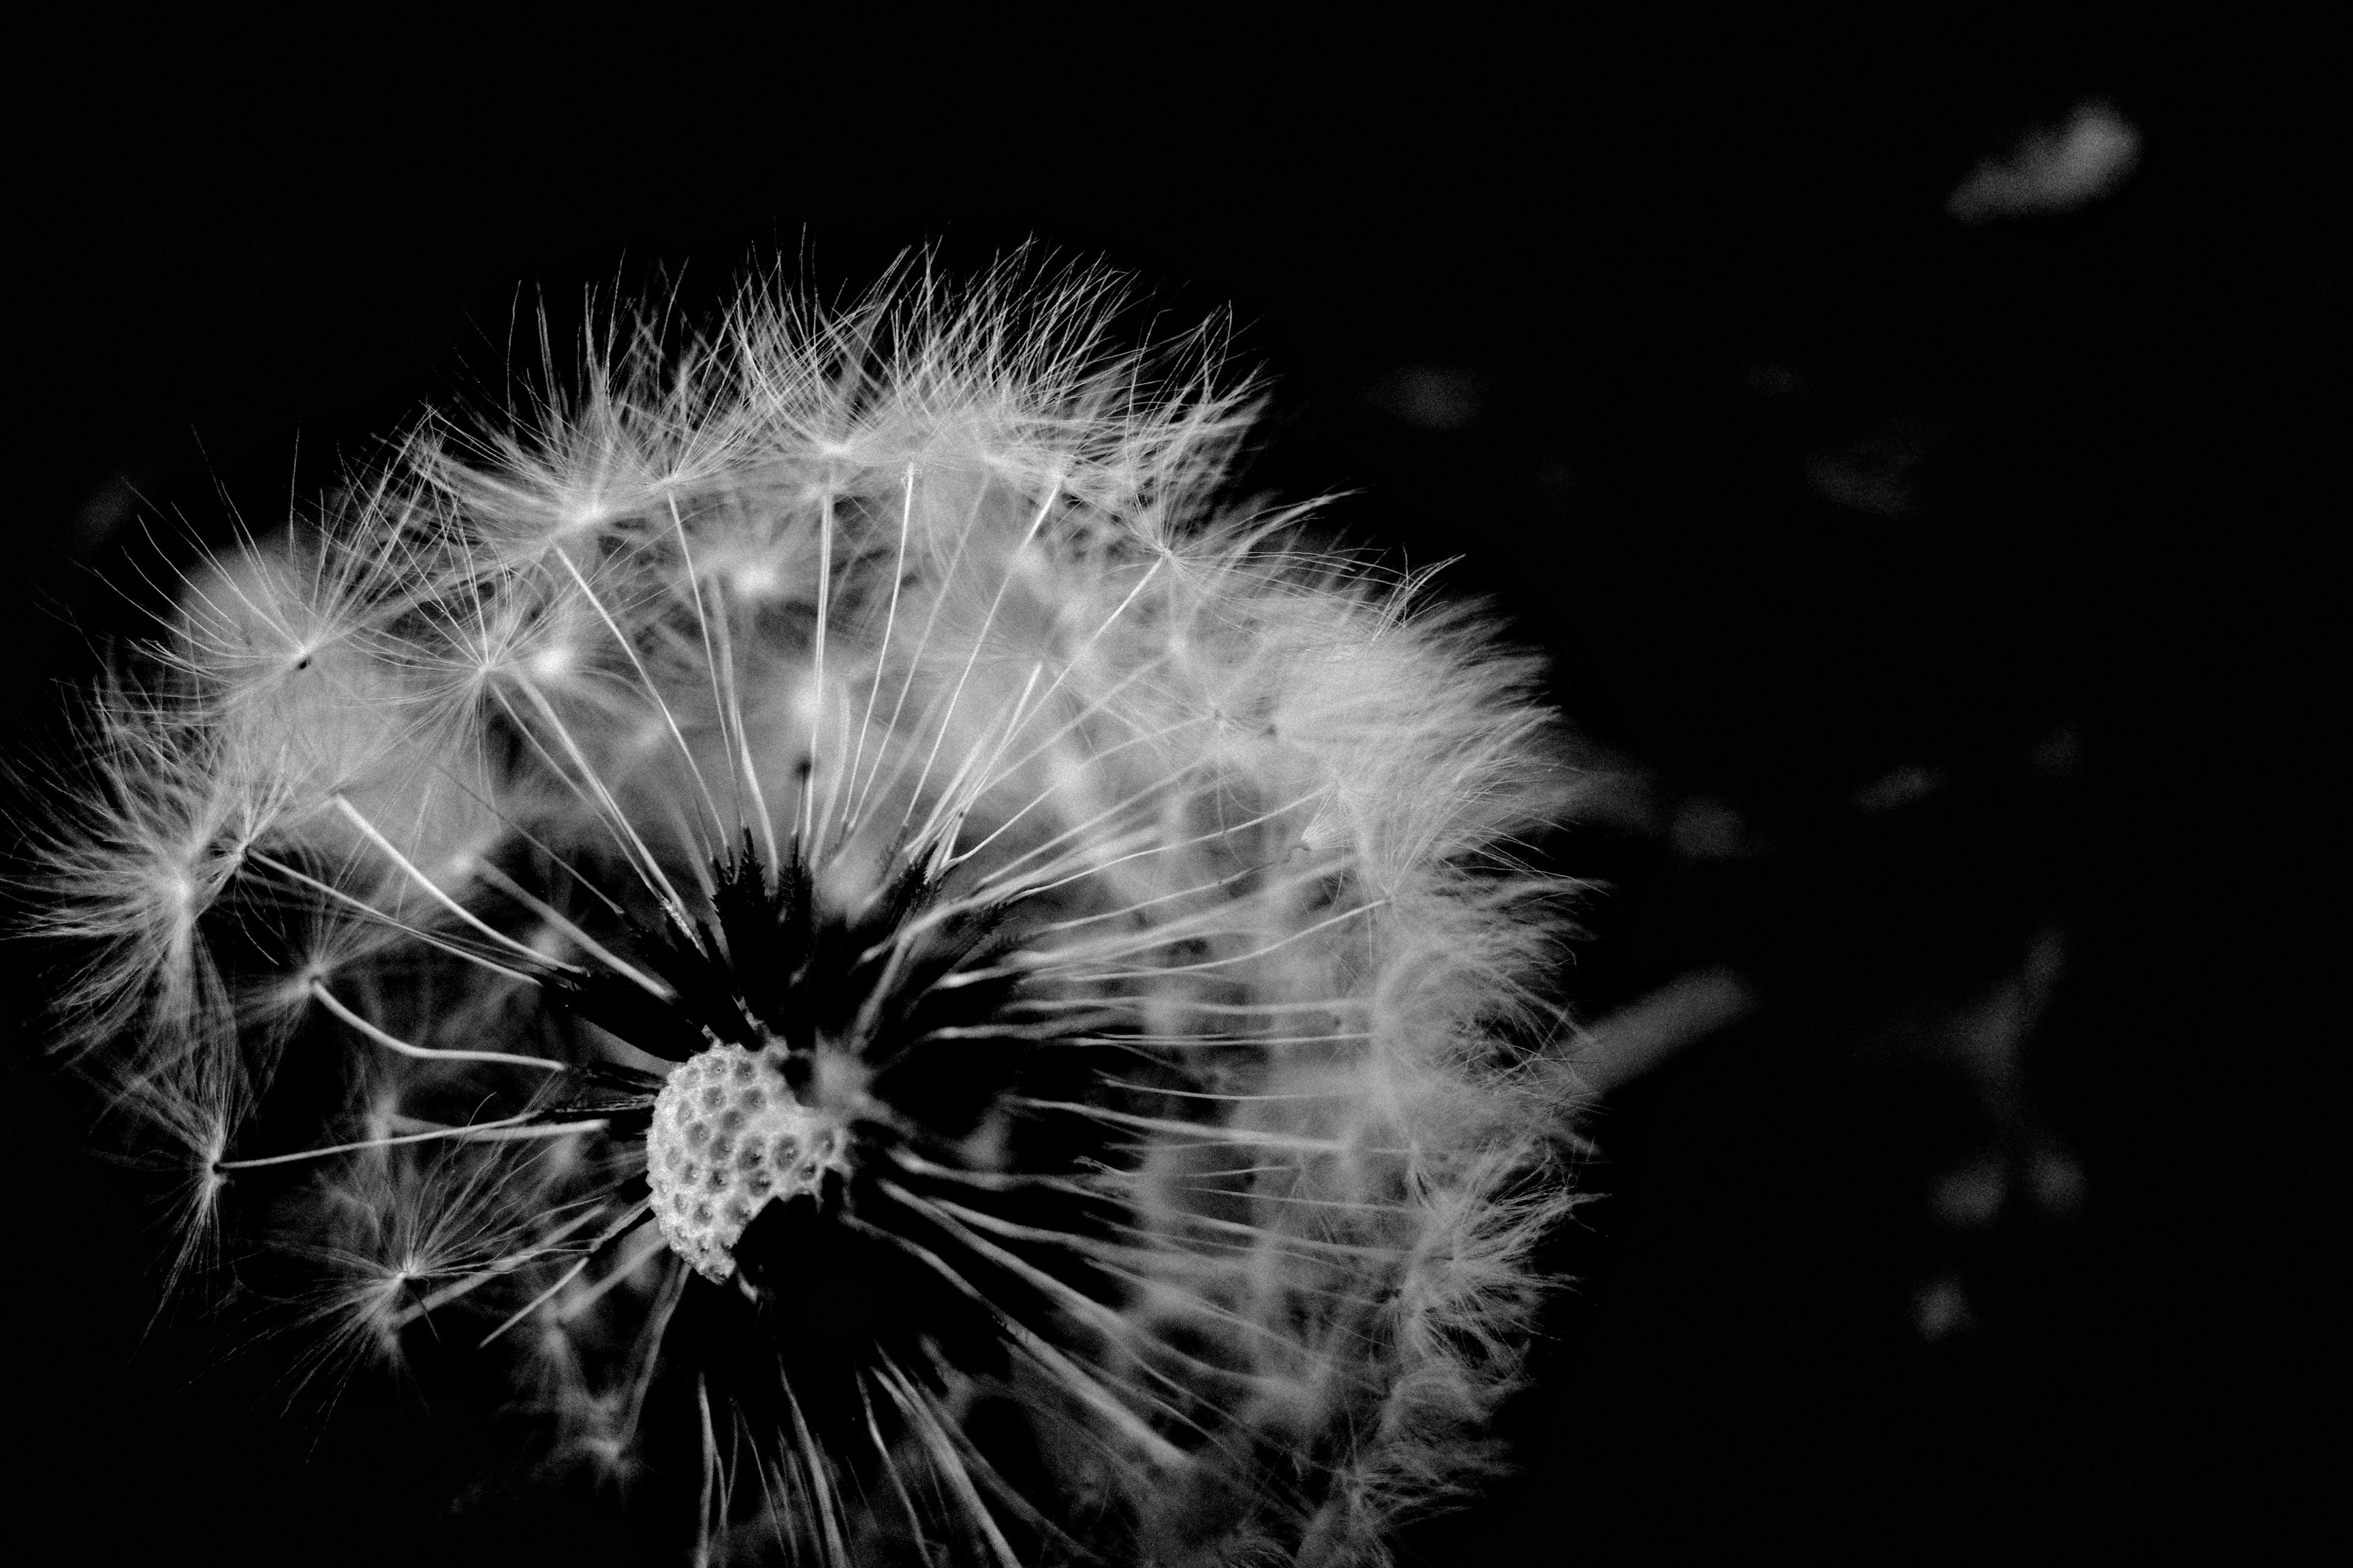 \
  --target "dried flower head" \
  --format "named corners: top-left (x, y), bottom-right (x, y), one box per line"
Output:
top-left (23, 260), bottom-right (1578, 1564)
